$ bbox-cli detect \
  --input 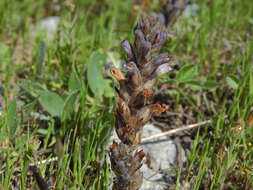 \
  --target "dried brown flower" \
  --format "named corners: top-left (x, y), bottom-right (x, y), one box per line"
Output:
top-left (162, 0), bottom-right (190, 26)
